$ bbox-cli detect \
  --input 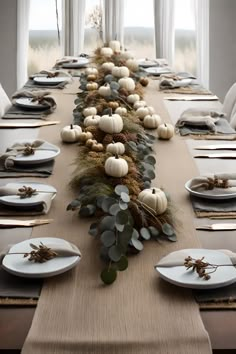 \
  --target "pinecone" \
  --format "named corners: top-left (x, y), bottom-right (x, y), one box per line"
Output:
top-left (85, 126), bottom-right (105, 142)
top-left (119, 88), bottom-right (129, 97)
top-left (102, 134), bottom-right (114, 145)
top-left (88, 151), bottom-right (101, 159)
top-left (124, 132), bottom-right (138, 142)
top-left (129, 200), bottom-right (148, 229)
top-left (112, 133), bottom-right (127, 143)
